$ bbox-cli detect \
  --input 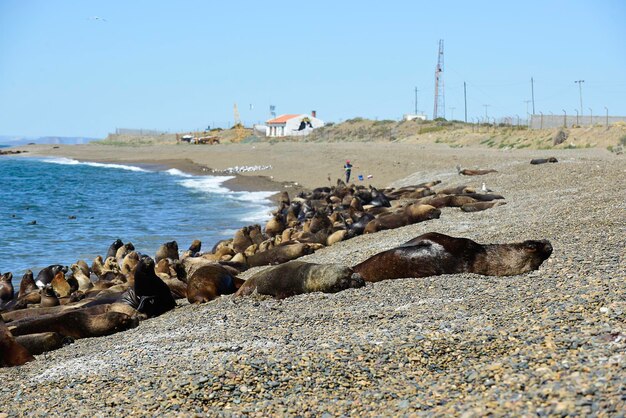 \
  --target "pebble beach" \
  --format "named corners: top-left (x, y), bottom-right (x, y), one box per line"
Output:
top-left (1, 144), bottom-right (625, 417)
